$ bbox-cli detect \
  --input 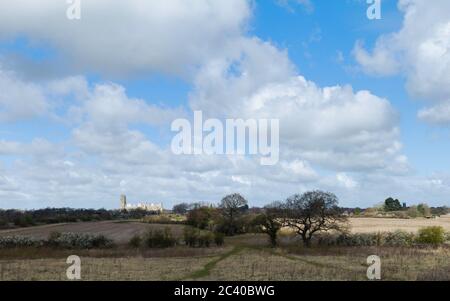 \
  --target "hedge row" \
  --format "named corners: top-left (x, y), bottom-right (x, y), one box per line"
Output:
top-left (0, 232), bottom-right (114, 249)
top-left (317, 227), bottom-right (448, 247)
